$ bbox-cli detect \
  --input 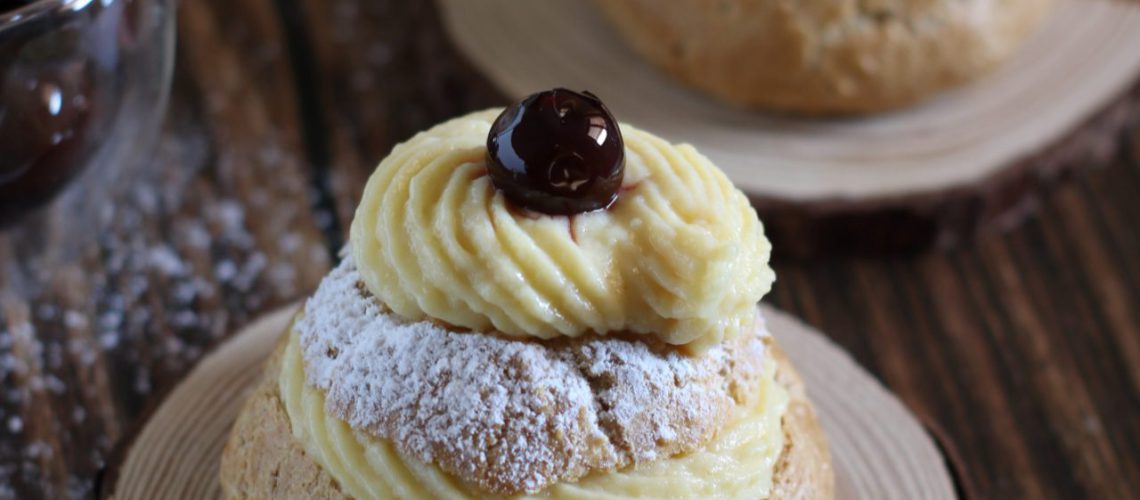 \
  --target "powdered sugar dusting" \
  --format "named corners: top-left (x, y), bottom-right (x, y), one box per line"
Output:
top-left (295, 257), bottom-right (770, 494)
